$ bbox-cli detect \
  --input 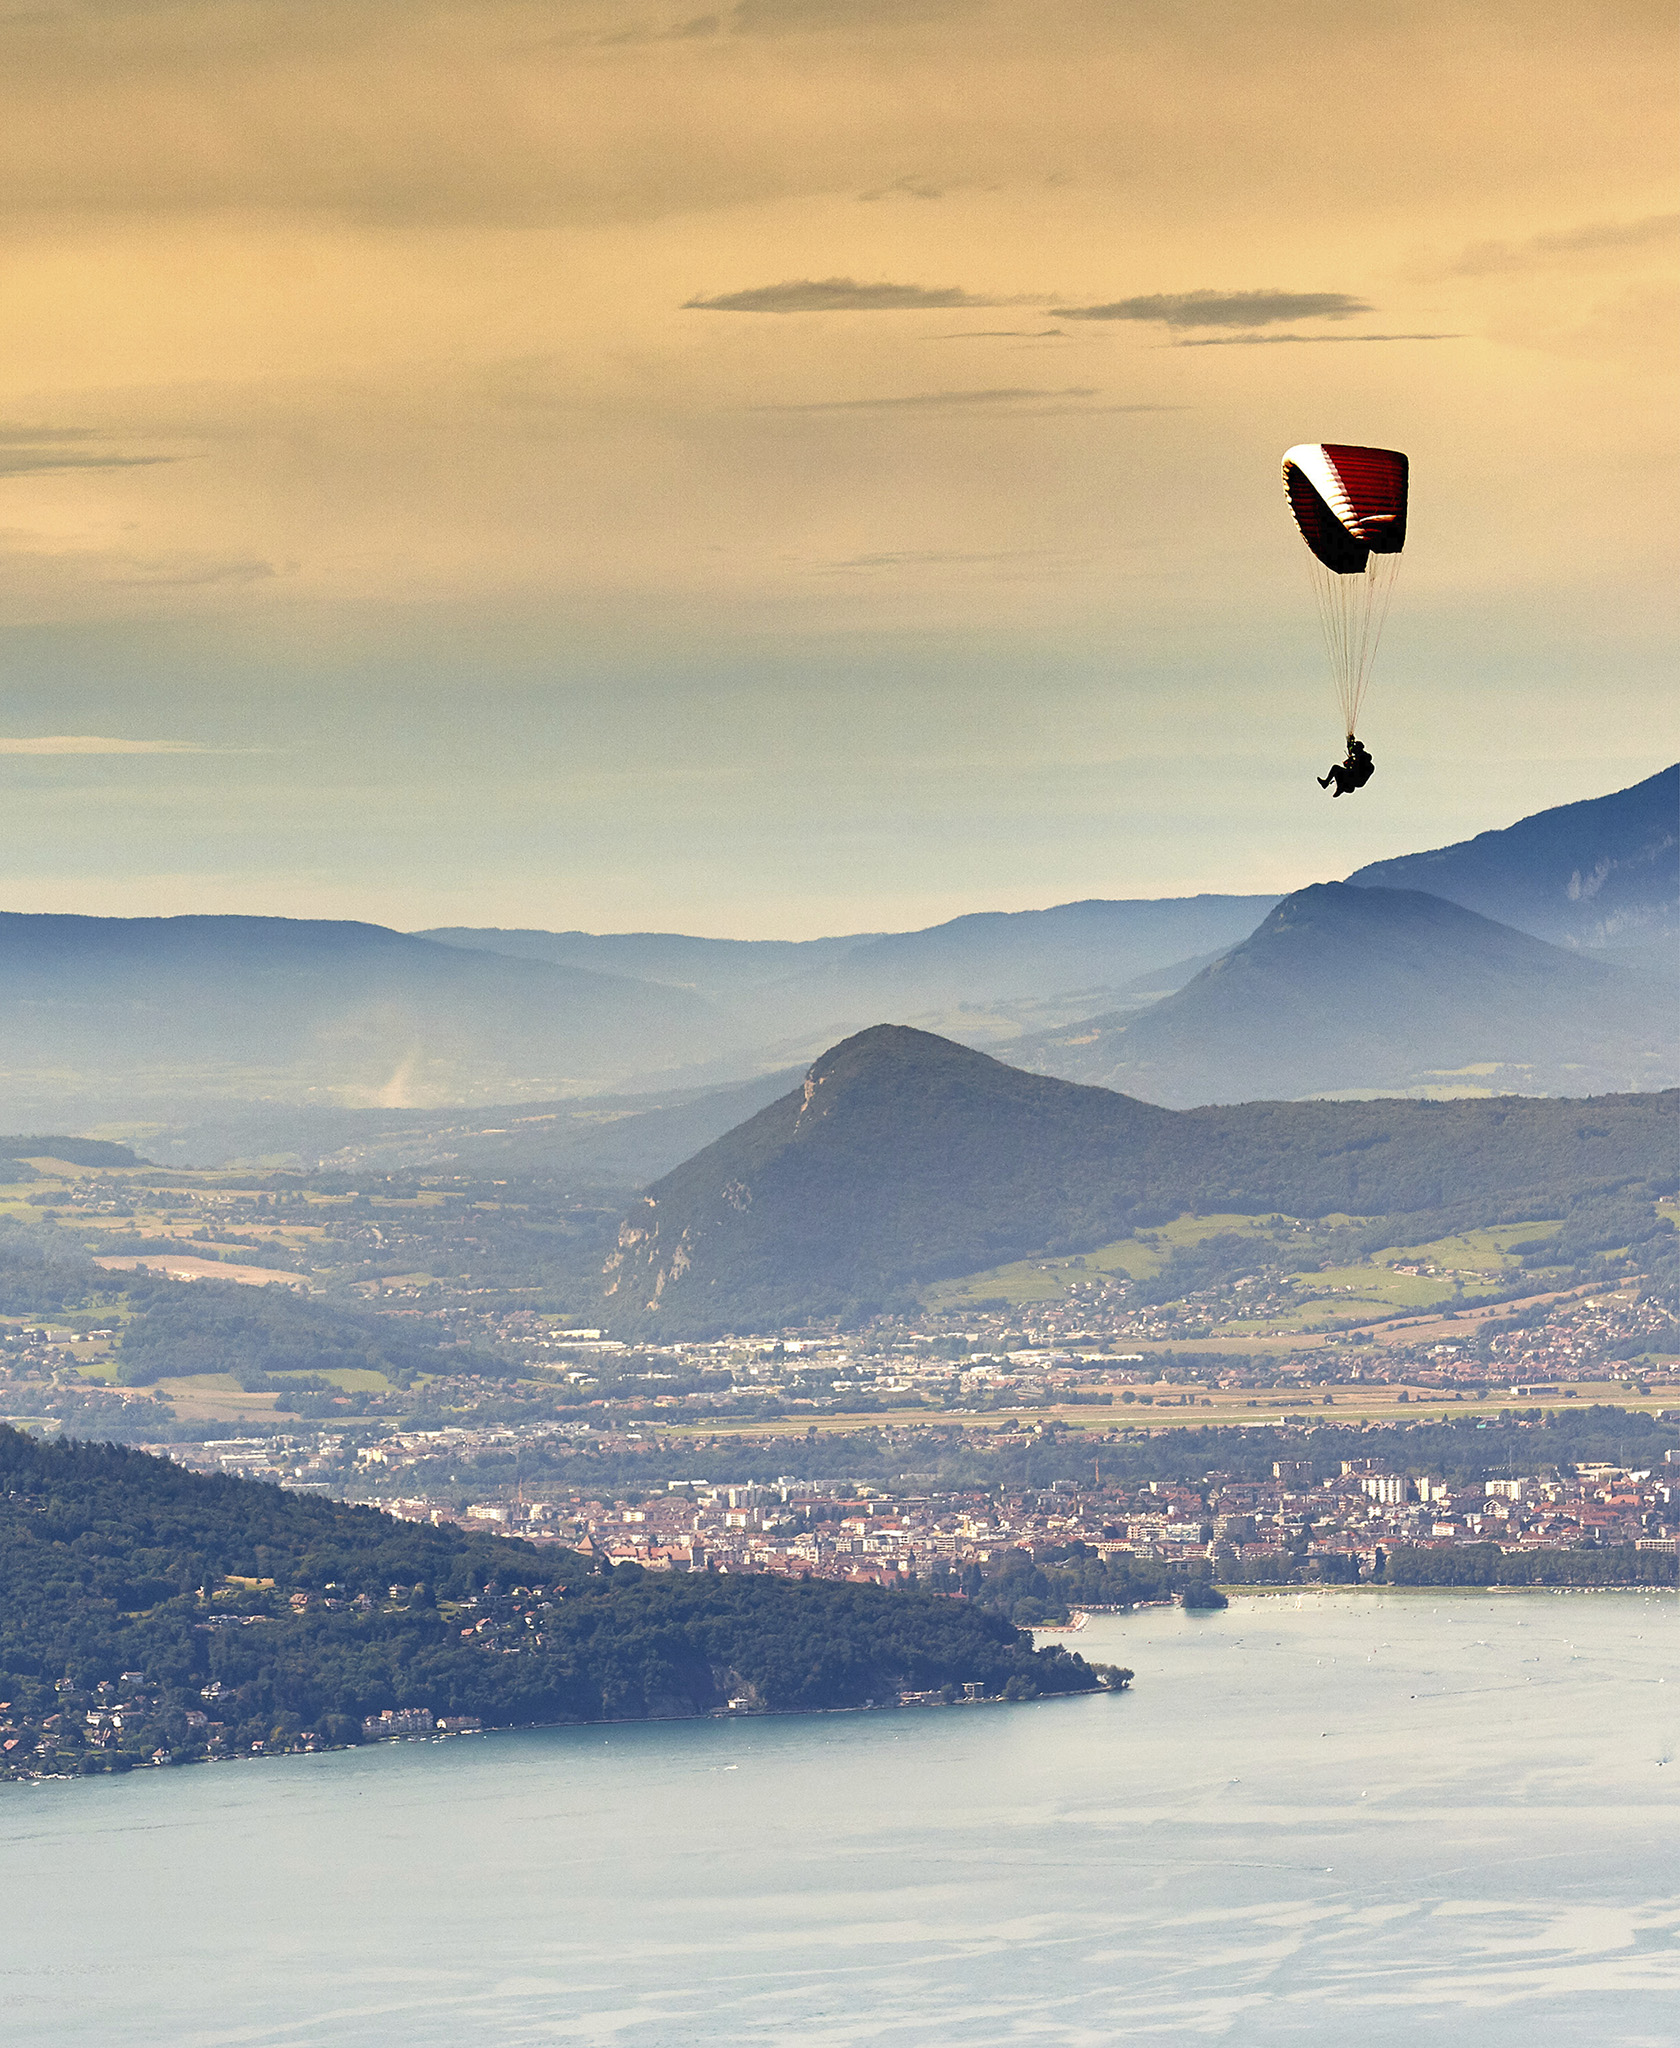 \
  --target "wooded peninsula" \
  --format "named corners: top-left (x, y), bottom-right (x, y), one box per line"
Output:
top-left (0, 1427), bottom-right (1125, 1779)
